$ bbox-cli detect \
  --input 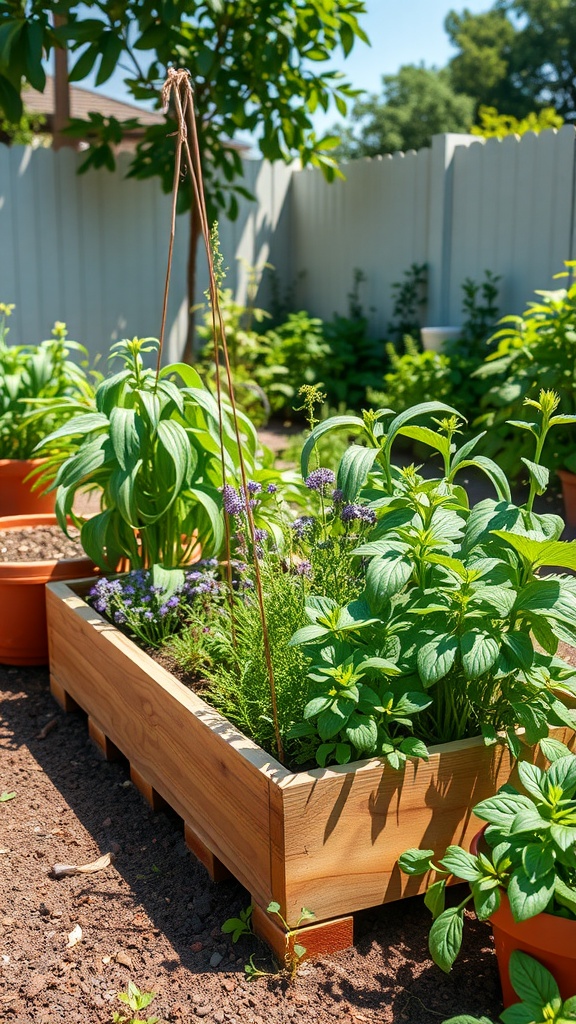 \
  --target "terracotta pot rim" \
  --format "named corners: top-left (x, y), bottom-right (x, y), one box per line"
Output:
top-left (0, 457), bottom-right (49, 469)
top-left (557, 468), bottom-right (576, 482)
top-left (470, 826), bottom-right (576, 939)
top-left (0, 513), bottom-right (94, 577)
